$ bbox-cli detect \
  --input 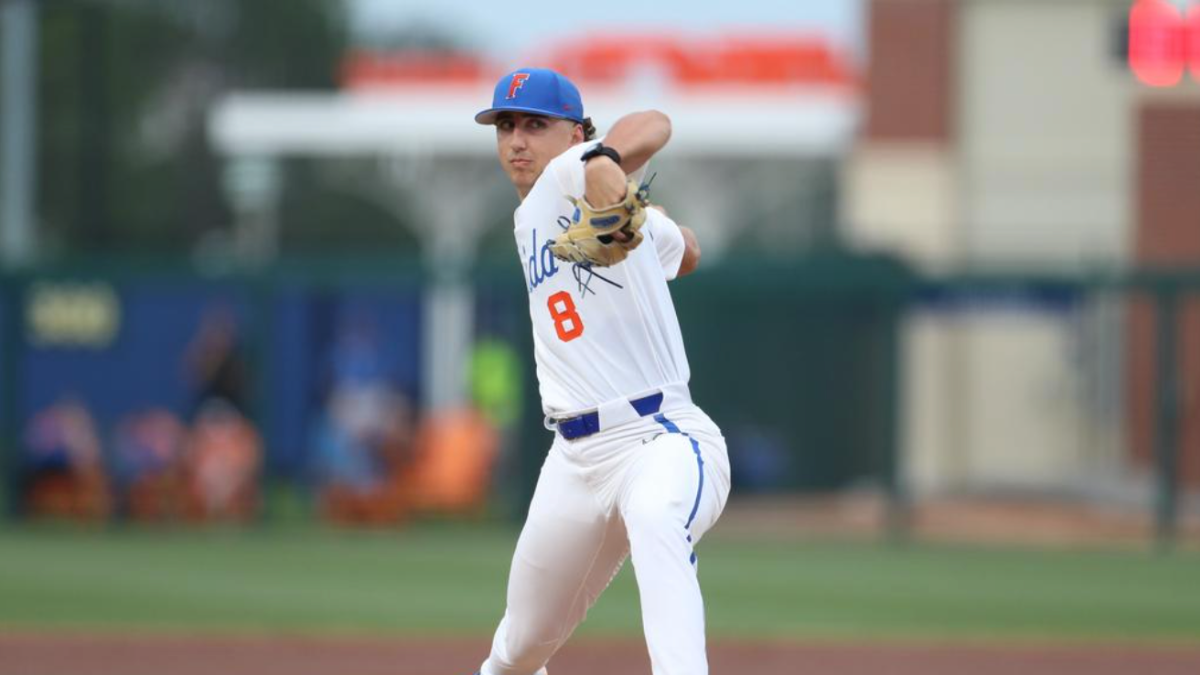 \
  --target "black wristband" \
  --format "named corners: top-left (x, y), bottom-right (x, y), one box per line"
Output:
top-left (580, 143), bottom-right (622, 166)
